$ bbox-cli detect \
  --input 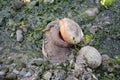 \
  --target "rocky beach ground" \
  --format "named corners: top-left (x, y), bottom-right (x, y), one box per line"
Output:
top-left (0, 0), bottom-right (120, 80)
